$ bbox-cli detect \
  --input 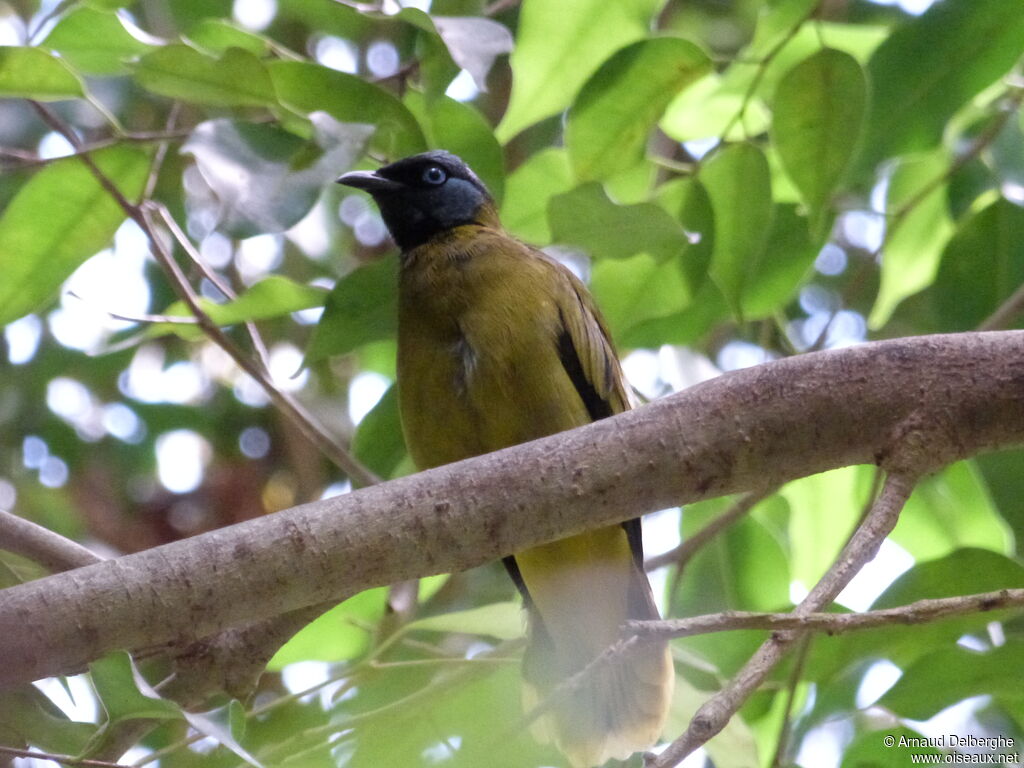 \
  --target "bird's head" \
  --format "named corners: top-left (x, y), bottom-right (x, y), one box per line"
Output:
top-left (337, 150), bottom-right (497, 251)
